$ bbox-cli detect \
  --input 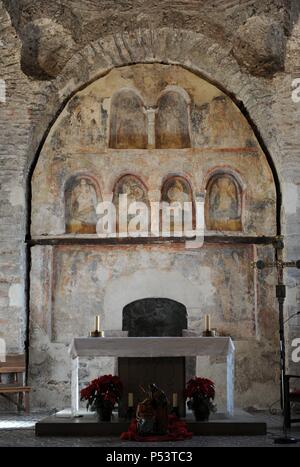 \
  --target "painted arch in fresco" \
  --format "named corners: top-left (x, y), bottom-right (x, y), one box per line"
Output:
top-left (155, 89), bottom-right (191, 149)
top-left (65, 175), bottom-right (100, 234)
top-left (109, 89), bottom-right (147, 149)
top-left (113, 174), bottom-right (150, 235)
top-left (205, 173), bottom-right (243, 232)
top-left (161, 176), bottom-right (194, 235)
